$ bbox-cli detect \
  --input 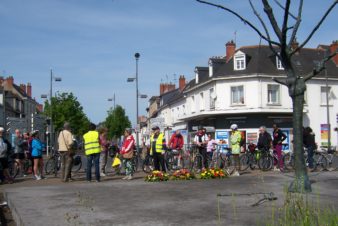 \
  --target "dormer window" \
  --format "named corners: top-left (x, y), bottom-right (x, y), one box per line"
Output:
top-left (234, 51), bottom-right (246, 70)
top-left (276, 56), bottom-right (284, 70)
